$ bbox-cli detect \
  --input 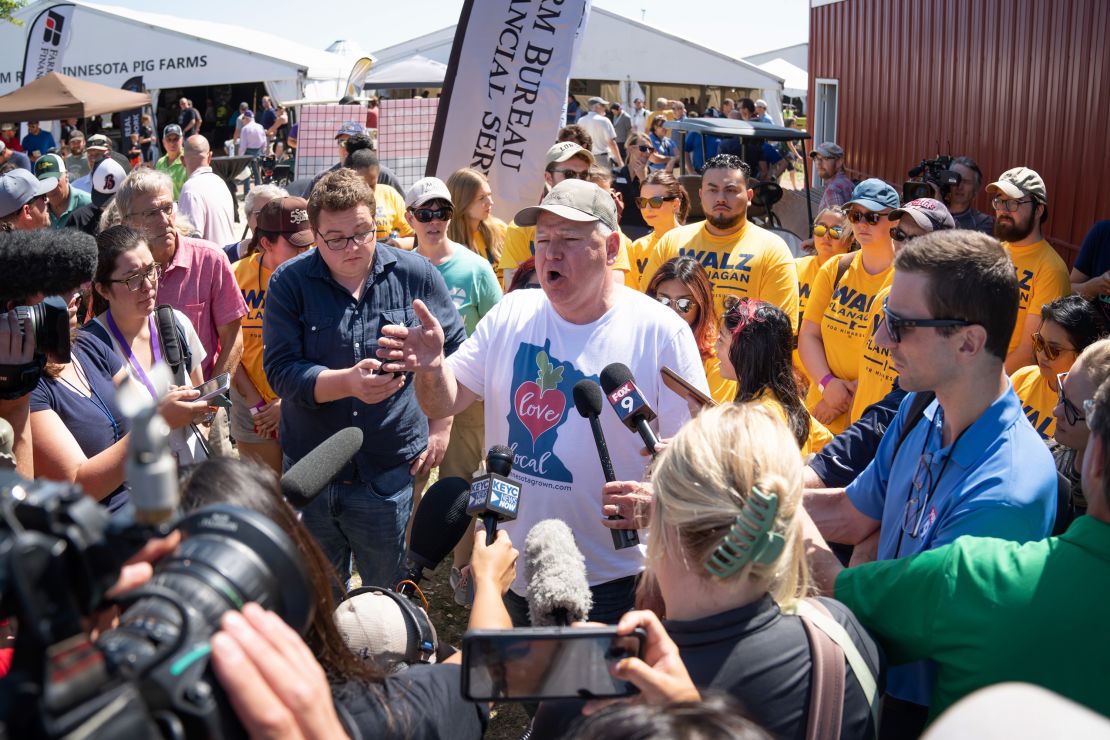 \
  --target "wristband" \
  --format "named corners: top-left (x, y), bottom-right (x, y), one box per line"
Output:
top-left (818, 373), bottom-right (835, 393)
top-left (250, 400), bottom-right (267, 416)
